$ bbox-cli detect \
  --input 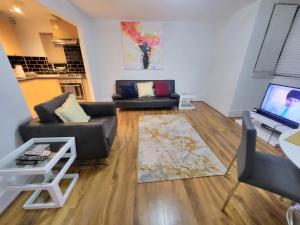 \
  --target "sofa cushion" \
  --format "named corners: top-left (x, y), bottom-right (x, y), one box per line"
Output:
top-left (90, 116), bottom-right (117, 146)
top-left (114, 96), bottom-right (179, 108)
top-left (55, 94), bottom-right (91, 123)
top-left (119, 82), bottom-right (138, 98)
top-left (154, 81), bottom-right (170, 97)
top-left (34, 93), bottom-right (70, 123)
top-left (137, 82), bottom-right (154, 97)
